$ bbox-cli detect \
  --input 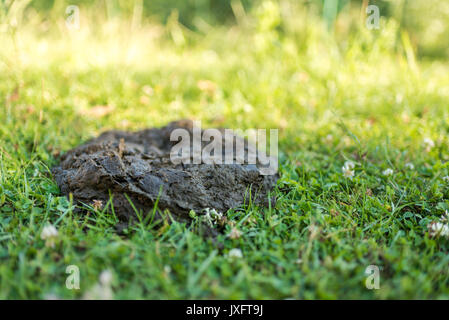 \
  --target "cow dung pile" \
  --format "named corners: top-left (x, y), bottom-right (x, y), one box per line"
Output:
top-left (52, 120), bottom-right (278, 222)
